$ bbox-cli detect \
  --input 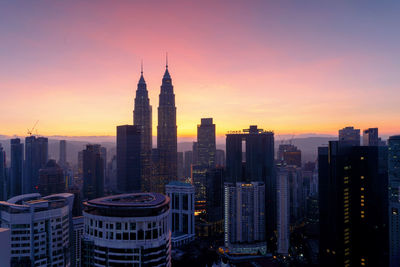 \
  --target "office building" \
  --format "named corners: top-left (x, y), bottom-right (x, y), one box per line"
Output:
top-left (0, 228), bottom-right (10, 267)
top-left (389, 135), bottom-right (400, 267)
top-left (24, 136), bottom-right (48, 194)
top-left (82, 144), bottom-right (104, 200)
top-left (0, 193), bottom-right (74, 267)
top-left (116, 125), bottom-right (141, 193)
top-left (215, 149), bottom-right (225, 167)
top-left (226, 125), bottom-right (275, 240)
top-left (166, 181), bottom-right (195, 247)
top-left (59, 140), bottom-right (67, 167)
top-left (224, 182), bottom-right (266, 254)
top-left (82, 193), bottom-right (171, 266)
top-left (72, 216), bottom-right (84, 267)
top-left (277, 168), bottom-right (289, 256)
top-left (157, 61), bottom-right (177, 192)
top-left (278, 144), bottom-right (302, 167)
top-left (183, 151), bottom-right (193, 178)
top-left (363, 128), bottom-right (379, 146)
top-left (191, 165), bottom-right (207, 212)
top-left (319, 142), bottom-right (388, 267)
top-left (177, 152), bottom-right (184, 180)
top-left (339, 126), bottom-right (360, 146)
top-left (38, 159), bottom-right (65, 196)
top-left (204, 167), bottom-right (225, 236)
top-left (133, 66), bottom-right (153, 193)
top-left (197, 118), bottom-right (216, 168)
top-left (10, 139), bottom-right (23, 198)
